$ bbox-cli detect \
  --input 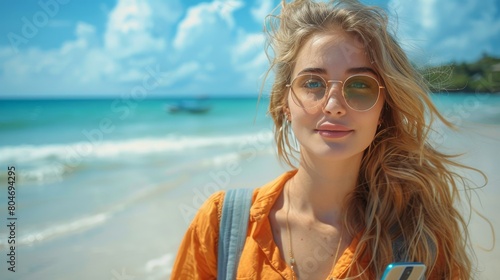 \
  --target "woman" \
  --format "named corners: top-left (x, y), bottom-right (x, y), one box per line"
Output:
top-left (172, 0), bottom-right (481, 279)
